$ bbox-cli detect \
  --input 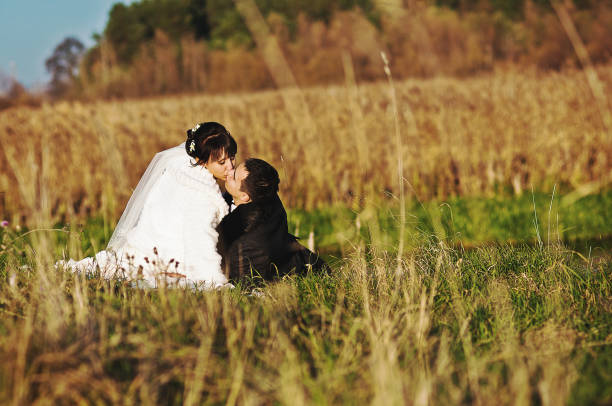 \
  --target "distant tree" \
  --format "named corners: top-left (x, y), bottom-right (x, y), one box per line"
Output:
top-left (0, 69), bottom-right (12, 95)
top-left (206, 0), bottom-right (252, 48)
top-left (101, 0), bottom-right (378, 55)
top-left (204, 0), bottom-right (377, 48)
top-left (45, 37), bottom-right (85, 97)
top-left (433, 0), bottom-right (600, 17)
top-left (0, 69), bottom-right (41, 111)
top-left (104, 3), bottom-right (146, 64)
top-left (105, 0), bottom-right (201, 64)
top-left (188, 0), bottom-right (212, 39)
